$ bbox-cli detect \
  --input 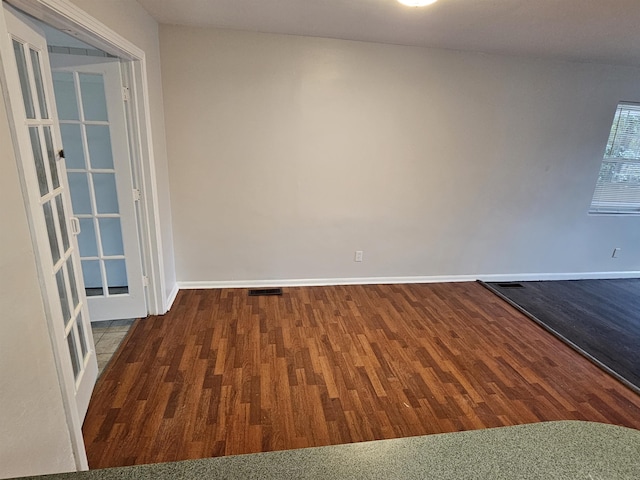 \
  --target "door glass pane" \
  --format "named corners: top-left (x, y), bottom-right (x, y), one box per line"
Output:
top-left (56, 268), bottom-right (71, 325)
top-left (105, 259), bottom-right (128, 294)
top-left (29, 127), bottom-right (48, 196)
top-left (43, 201), bottom-right (61, 264)
top-left (86, 125), bottom-right (114, 169)
top-left (67, 329), bottom-right (81, 380)
top-left (68, 173), bottom-right (92, 214)
top-left (29, 49), bottom-right (48, 119)
top-left (66, 258), bottom-right (80, 309)
top-left (55, 195), bottom-right (71, 253)
top-left (76, 313), bottom-right (89, 360)
top-left (52, 72), bottom-right (79, 121)
top-left (82, 259), bottom-right (103, 294)
top-left (60, 124), bottom-right (86, 169)
top-left (93, 173), bottom-right (119, 213)
top-left (78, 218), bottom-right (98, 257)
top-left (99, 218), bottom-right (125, 256)
top-left (79, 73), bottom-right (108, 121)
top-left (43, 127), bottom-right (60, 189)
top-left (12, 40), bottom-right (35, 119)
